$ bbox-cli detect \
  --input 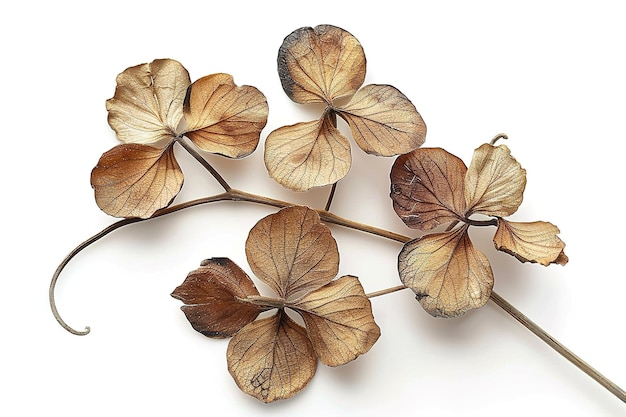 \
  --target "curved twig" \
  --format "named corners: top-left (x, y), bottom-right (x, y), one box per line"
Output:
top-left (49, 189), bottom-right (626, 404)
top-left (490, 133), bottom-right (509, 145)
top-left (49, 189), bottom-right (406, 334)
